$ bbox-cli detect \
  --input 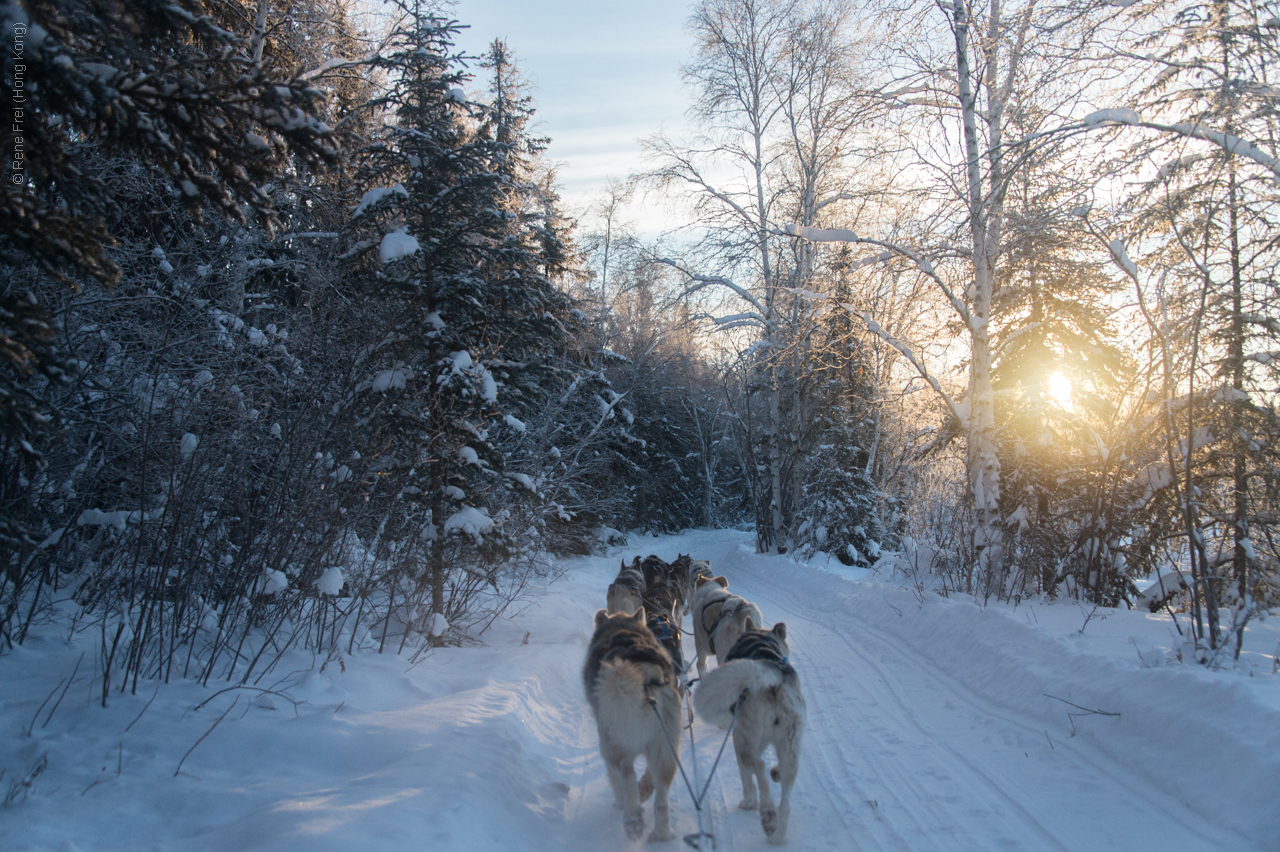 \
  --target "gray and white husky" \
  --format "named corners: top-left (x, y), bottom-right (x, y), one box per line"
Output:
top-left (607, 558), bottom-right (646, 615)
top-left (694, 620), bottom-right (805, 845)
top-left (691, 575), bottom-right (764, 677)
top-left (583, 608), bottom-right (683, 842)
